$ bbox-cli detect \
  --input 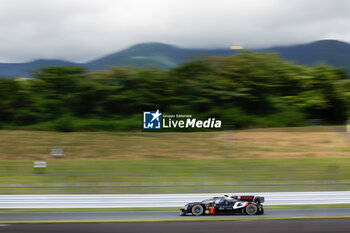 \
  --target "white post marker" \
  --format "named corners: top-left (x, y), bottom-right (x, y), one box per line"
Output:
top-left (50, 148), bottom-right (64, 157)
top-left (33, 161), bottom-right (47, 168)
